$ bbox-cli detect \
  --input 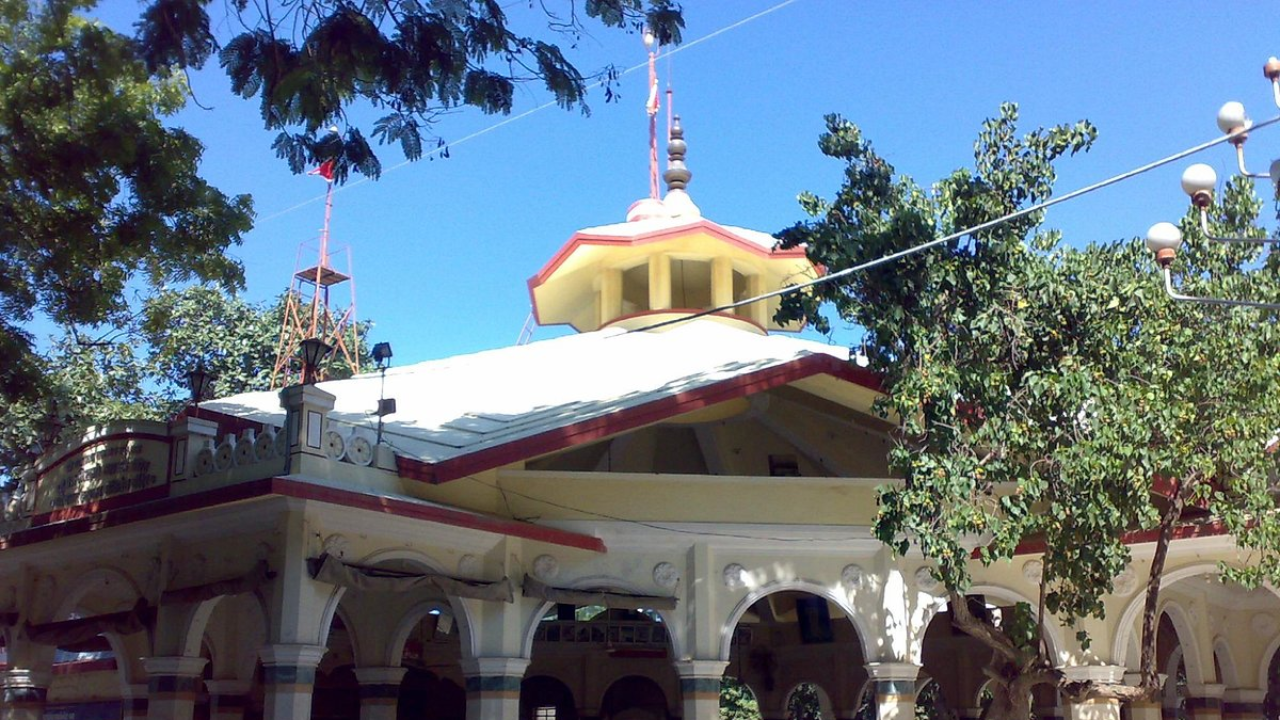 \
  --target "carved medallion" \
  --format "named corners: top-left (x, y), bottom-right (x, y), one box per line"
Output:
top-left (653, 562), bottom-right (681, 590)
